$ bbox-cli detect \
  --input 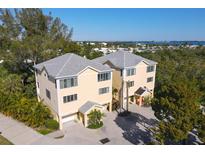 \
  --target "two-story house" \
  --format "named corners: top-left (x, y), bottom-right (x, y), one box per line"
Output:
top-left (92, 50), bottom-right (157, 110)
top-left (34, 53), bottom-right (113, 129)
